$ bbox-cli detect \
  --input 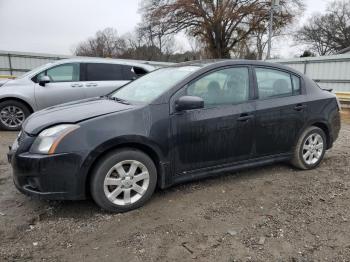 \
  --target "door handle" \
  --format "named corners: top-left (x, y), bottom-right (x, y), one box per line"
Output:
top-left (237, 114), bottom-right (254, 122)
top-left (71, 83), bottom-right (83, 88)
top-left (294, 104), bottom-right (307, 111)
top-left (86, 83), bottom-right (98, 87)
